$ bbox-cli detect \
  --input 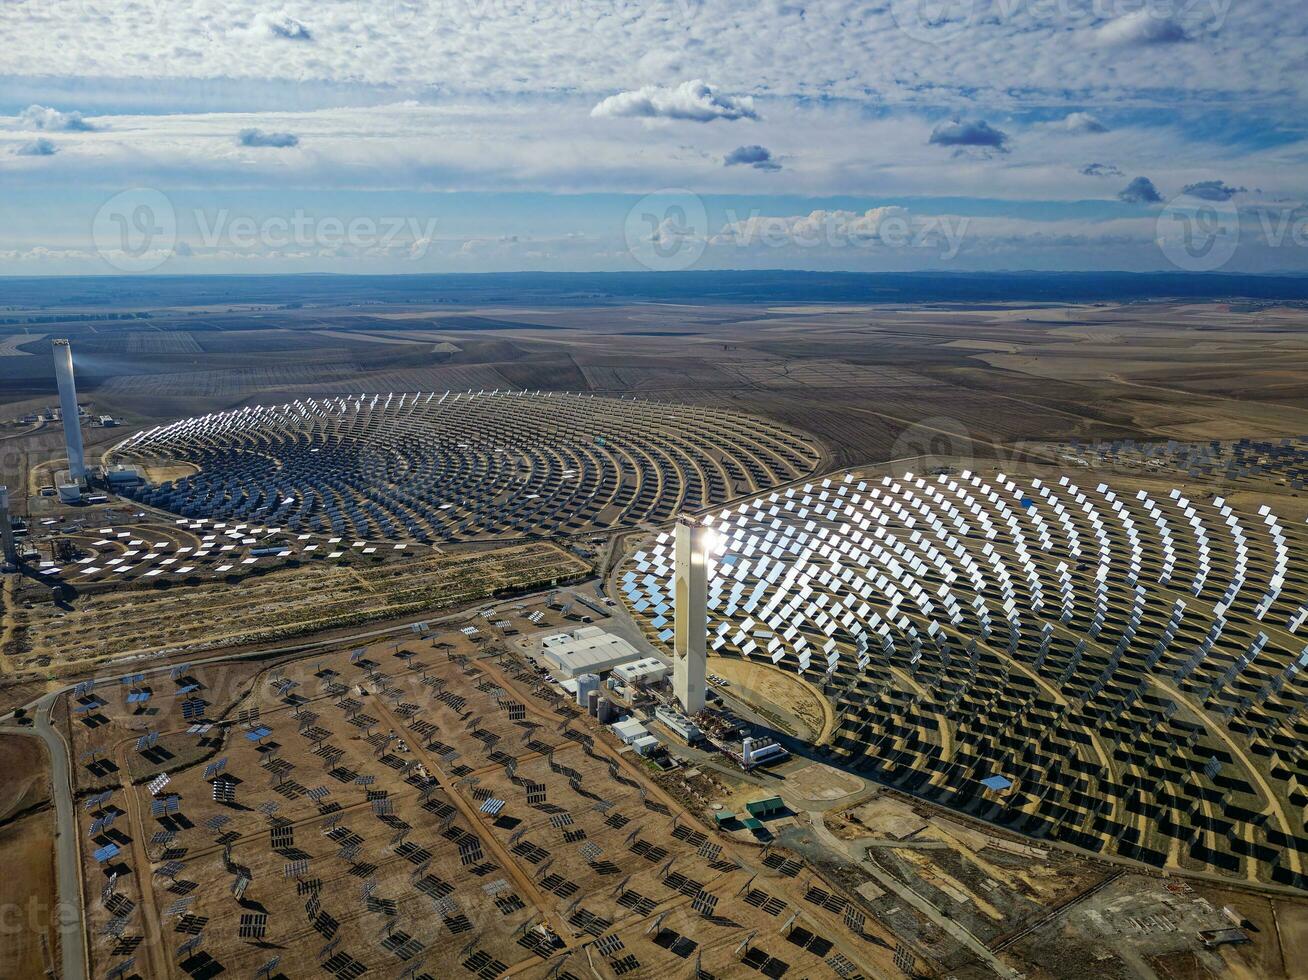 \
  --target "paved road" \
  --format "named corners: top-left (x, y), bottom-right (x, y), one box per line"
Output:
top-left (0, 692), bottom-right (88, 980)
